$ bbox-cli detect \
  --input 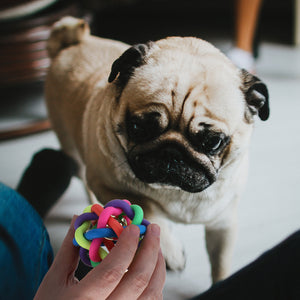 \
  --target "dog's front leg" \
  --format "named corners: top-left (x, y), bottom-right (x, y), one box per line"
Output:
top-left (204, 200), bottom-right (238, 283)
top-left (148, 212), bottom-right (186, 272)
top-left (205, 223), bottom-right (237, 283)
